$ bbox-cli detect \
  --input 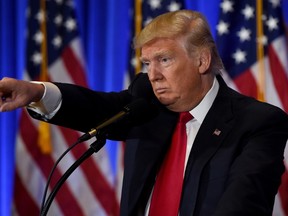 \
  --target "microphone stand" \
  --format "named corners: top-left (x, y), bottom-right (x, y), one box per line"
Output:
top-left (40, 135), bottom-right (107, 216)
